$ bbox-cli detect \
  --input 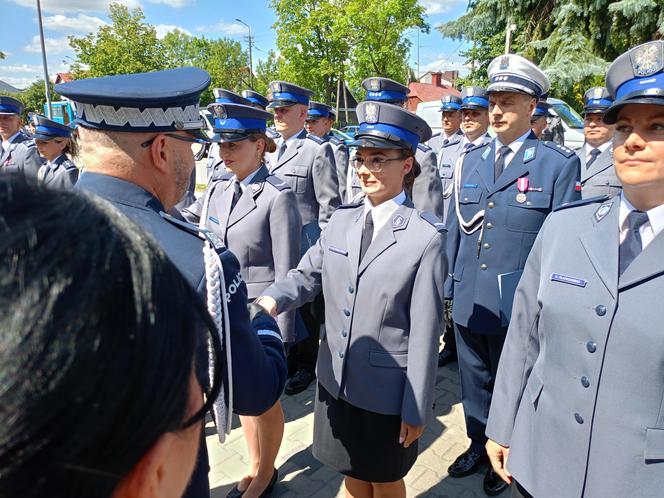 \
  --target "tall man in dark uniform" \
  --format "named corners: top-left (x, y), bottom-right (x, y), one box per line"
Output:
top-left (266, 81), bottom-right (342, 395)
top-left (0, 96), bottom-right (42, 178)
top-left (486, 40), bottom-right (664, 498)
top-left (444, 54), bottom-right (580, 496)
top-left (56, 67), bottom-right (287, 498)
